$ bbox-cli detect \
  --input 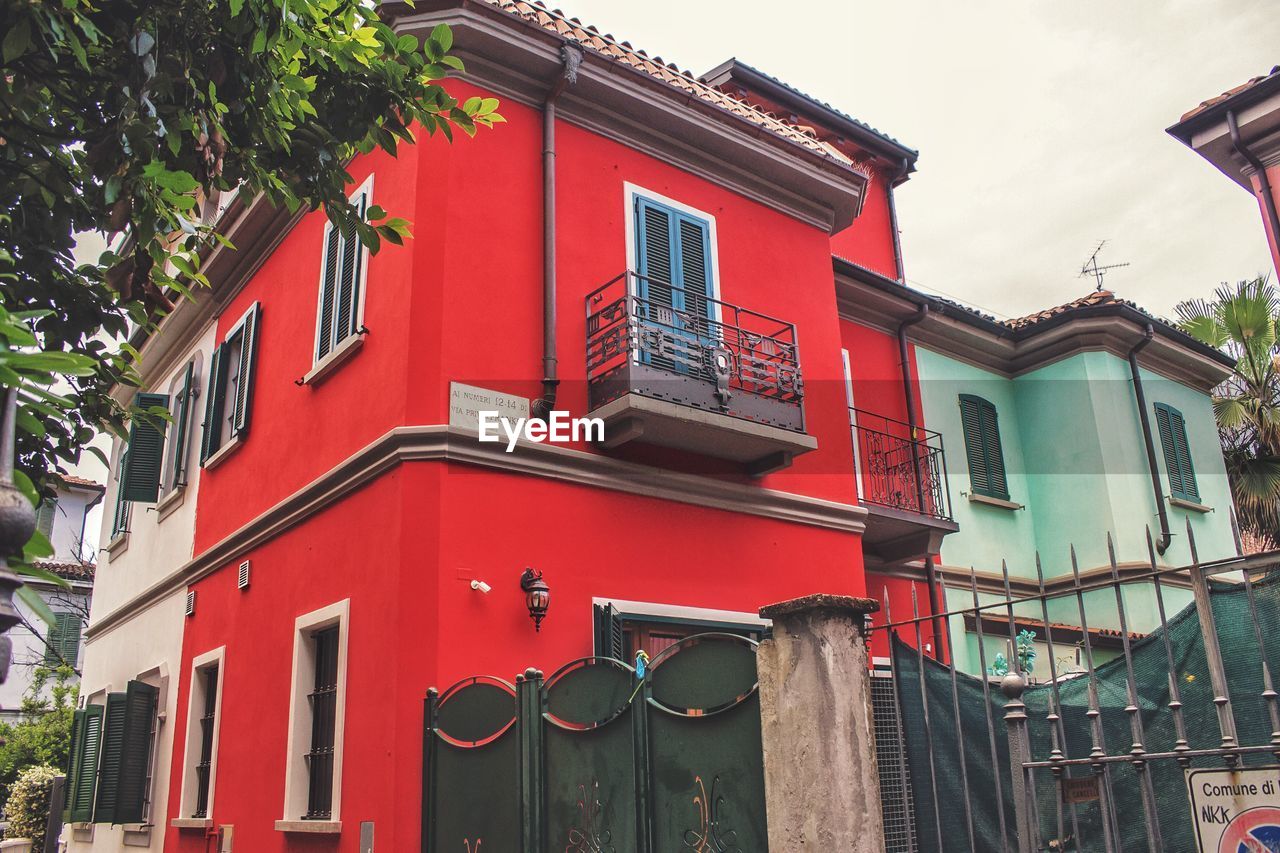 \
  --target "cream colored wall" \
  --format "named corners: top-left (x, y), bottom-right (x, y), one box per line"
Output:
top-left (69, 592), bottom-right (186, 851)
